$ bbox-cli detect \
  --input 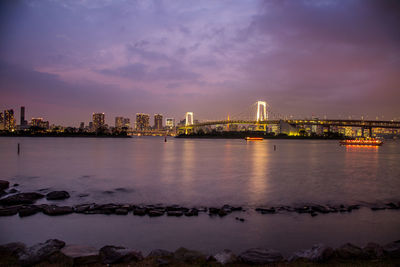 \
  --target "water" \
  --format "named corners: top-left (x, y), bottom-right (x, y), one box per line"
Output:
top-left (1, 137), bottom-right (400, 254)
